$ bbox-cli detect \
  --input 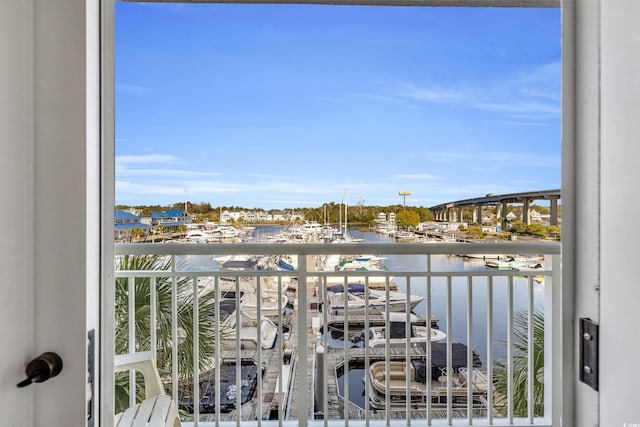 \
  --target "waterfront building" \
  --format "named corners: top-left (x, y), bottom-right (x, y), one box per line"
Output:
top-left (114, 210), bottom-right (150, 241)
